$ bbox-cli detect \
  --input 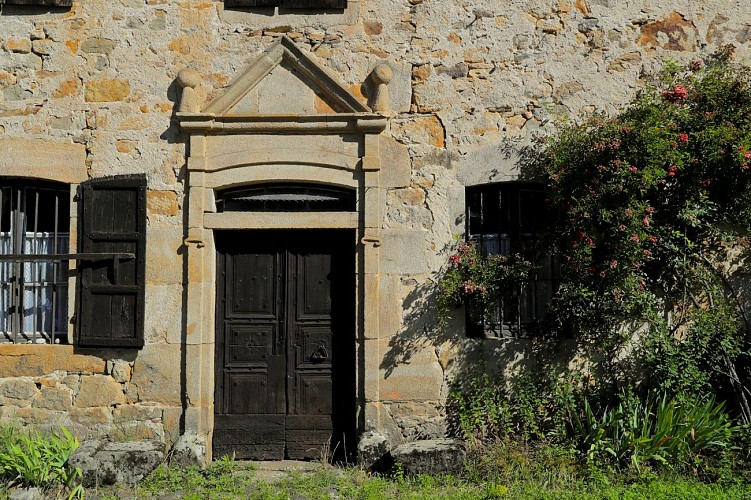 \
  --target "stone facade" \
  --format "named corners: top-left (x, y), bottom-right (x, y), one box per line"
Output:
top-left (1, 0), bottom-right (750, 459)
